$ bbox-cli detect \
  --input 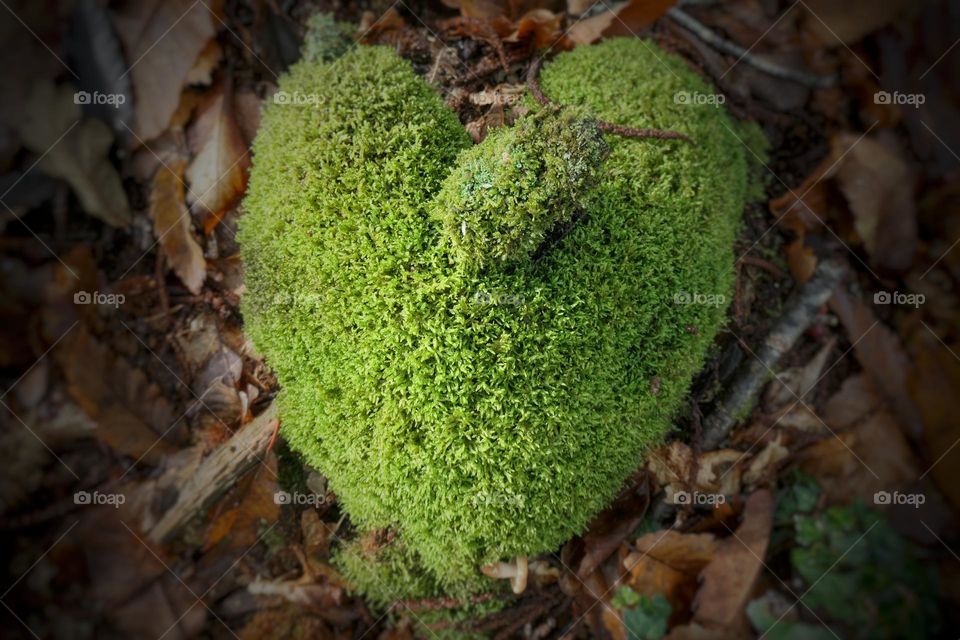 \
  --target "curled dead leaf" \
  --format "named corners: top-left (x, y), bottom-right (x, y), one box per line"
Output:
top-left (151, 158), bottom-right (206, 294)
top-left (186, 80), bottom-right (250, 231)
